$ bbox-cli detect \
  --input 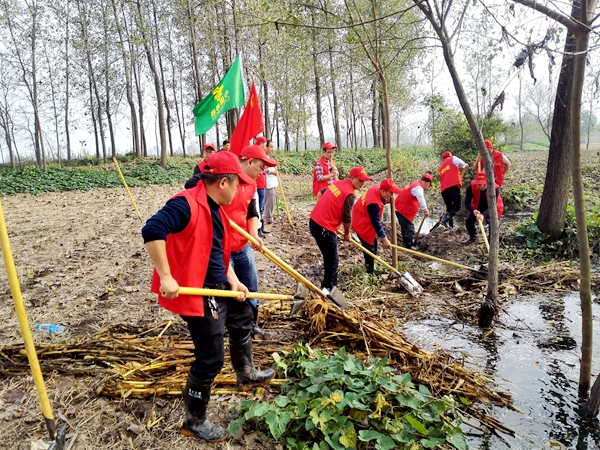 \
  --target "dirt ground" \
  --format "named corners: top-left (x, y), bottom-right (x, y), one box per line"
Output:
top-left (0, 149), bottom-right (595, 449)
